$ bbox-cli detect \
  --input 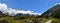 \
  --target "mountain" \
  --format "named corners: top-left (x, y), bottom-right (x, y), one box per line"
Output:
top-left (0, 11), bottom-right (40, 17)
top-left (15, 13), bottom-right (40, 17)
top-left (40, 4), bottom-right (60, 18)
